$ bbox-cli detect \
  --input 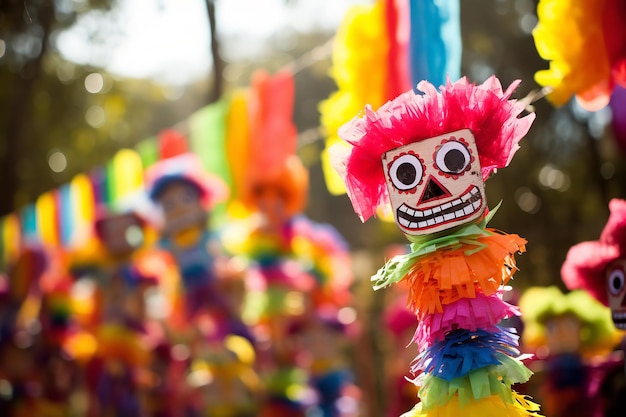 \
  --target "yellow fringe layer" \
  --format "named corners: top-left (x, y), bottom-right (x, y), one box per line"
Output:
top-left (402, 391), bottom-right (542, 417)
